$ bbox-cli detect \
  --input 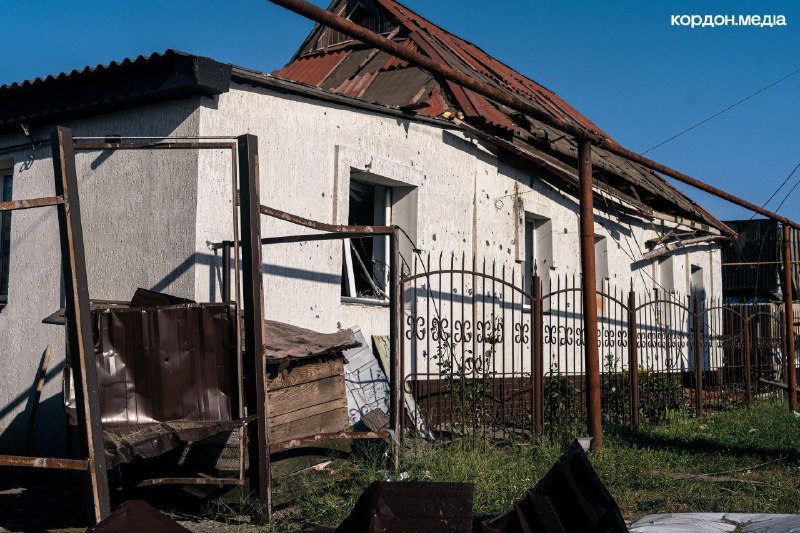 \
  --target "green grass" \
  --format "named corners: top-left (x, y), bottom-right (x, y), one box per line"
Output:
top-left (259, 399), bottom-right (800, 531)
